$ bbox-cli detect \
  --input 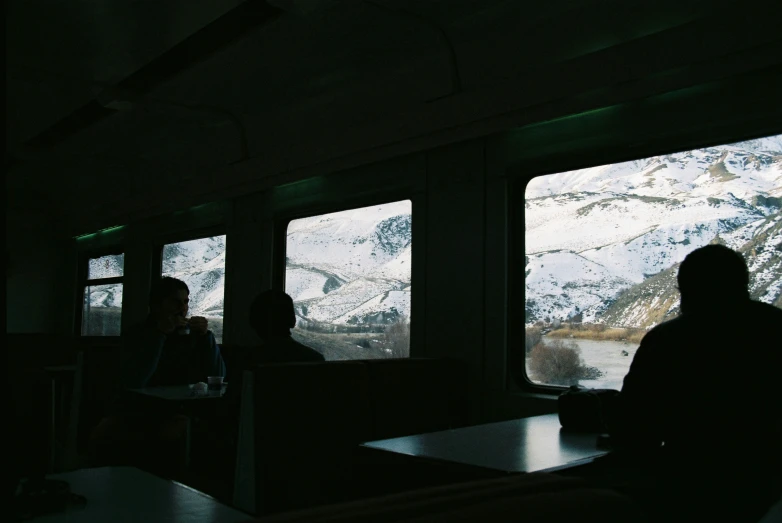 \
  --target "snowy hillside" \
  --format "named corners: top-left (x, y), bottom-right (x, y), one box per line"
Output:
top-left (86, 254), bottom-right (124, 308)
top-left (161, 236), bottom-right (227, 317)
top-left (85, 200), bottom-right (414, 334)
top-left (286, 200), bottom-right (412, 328)
top-left (526, 135), bottom-right (782, 326)
top-left (89, 237), bottom-right (228, 316)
